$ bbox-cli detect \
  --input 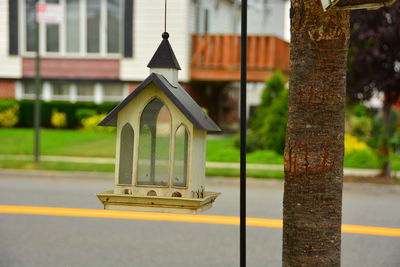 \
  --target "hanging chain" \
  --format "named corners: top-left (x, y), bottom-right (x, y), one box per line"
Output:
top-left (164, 0), bottom-right (167, 32)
